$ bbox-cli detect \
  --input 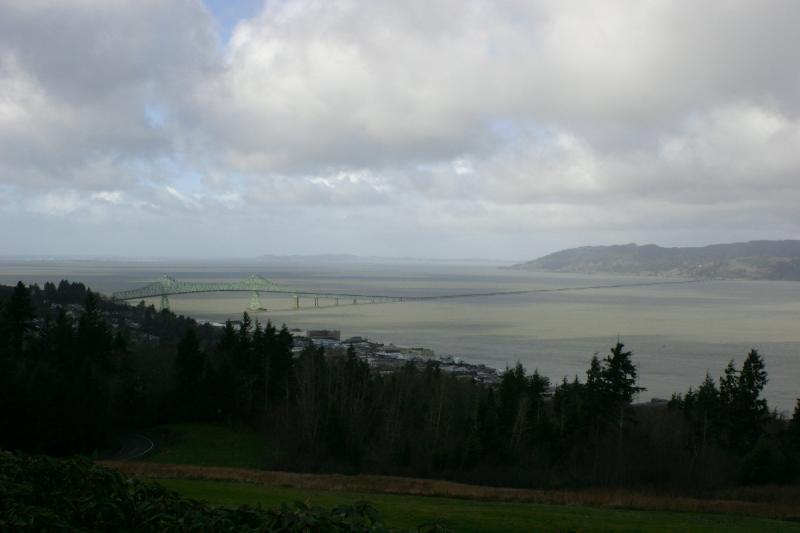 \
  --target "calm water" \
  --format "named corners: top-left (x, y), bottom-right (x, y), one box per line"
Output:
top-left (2, 259), bottom-right (799, 412)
